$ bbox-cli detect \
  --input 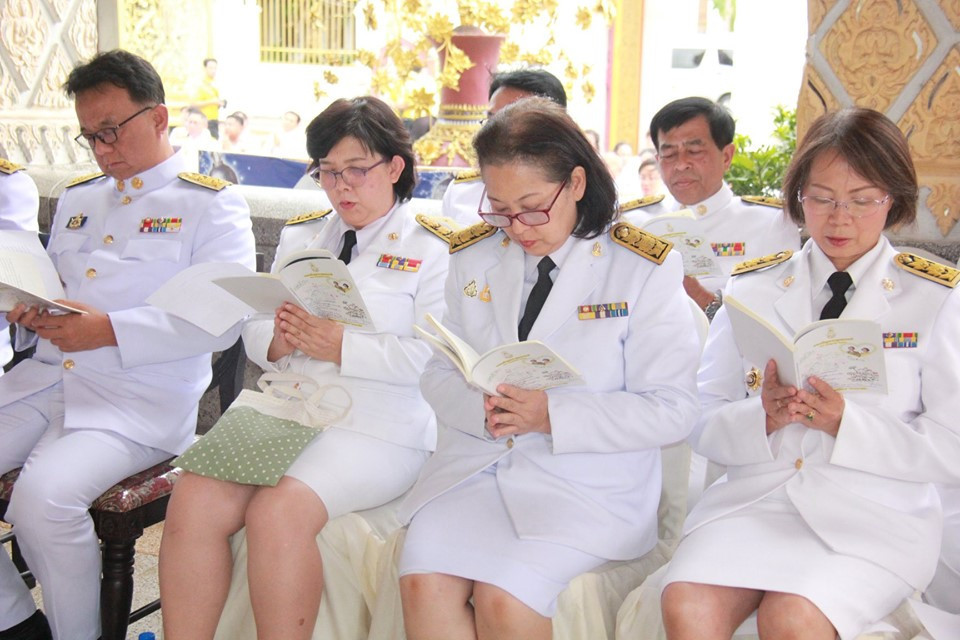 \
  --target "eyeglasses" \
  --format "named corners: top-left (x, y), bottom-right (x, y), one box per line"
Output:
top-left (310, 158), bottom-right (389, 189)
top-left (797, 191), bottom-right (891, 219)
top-left (74, 105), bottom-right (156, 149)
top-left (477, 180), bottom-right (567, 228)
